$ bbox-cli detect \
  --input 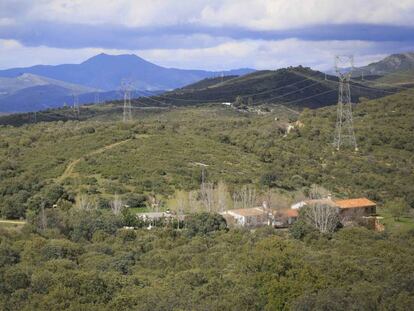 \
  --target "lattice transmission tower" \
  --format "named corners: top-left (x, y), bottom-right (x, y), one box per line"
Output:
top-left (94, 92), bottom-right (100, 105)
top-left (73, 94), bottom-right (80, 118)
top-left (333, 55), bottom-right (358, 151)
top-left (120, 79), bottom-right (133, 123)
